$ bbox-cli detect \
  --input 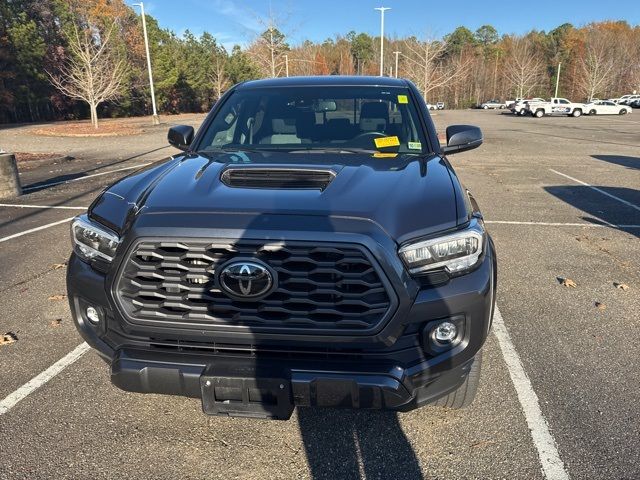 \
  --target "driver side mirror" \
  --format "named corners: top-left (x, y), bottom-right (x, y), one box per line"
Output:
top-left (168, 125), bottom-right (195, 151)
top-left (442, 125), bottom-right (483, 155)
